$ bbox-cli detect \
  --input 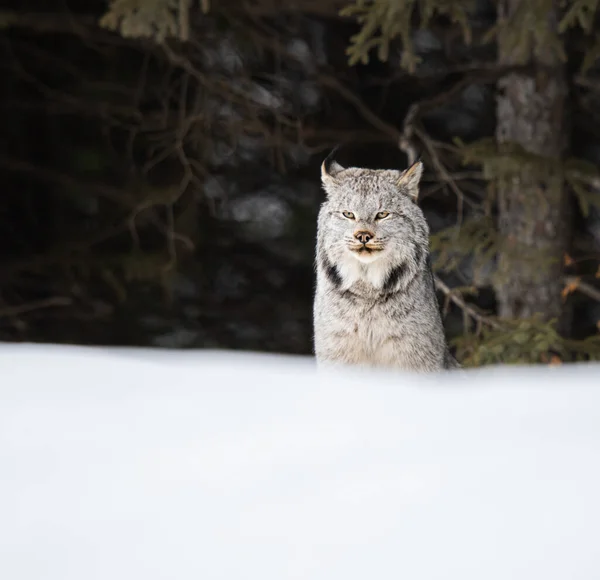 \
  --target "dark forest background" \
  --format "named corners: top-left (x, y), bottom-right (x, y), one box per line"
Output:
top-left (2, 0), bottom-right (600, 367)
